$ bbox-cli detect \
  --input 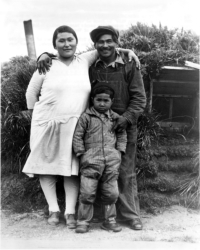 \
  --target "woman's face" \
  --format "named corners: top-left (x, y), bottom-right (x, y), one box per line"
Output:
top-left (55, 32), bottom-right (77, 59)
